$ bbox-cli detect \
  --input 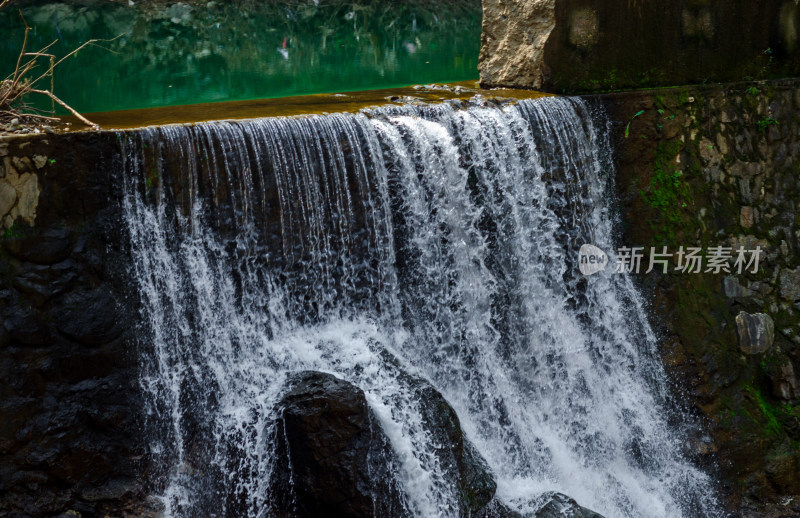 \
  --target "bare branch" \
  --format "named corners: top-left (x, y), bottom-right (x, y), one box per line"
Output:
top-left (29, 89), bottom-right (96, 127)
top-left (29, 36), bottom-right (122, 89)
